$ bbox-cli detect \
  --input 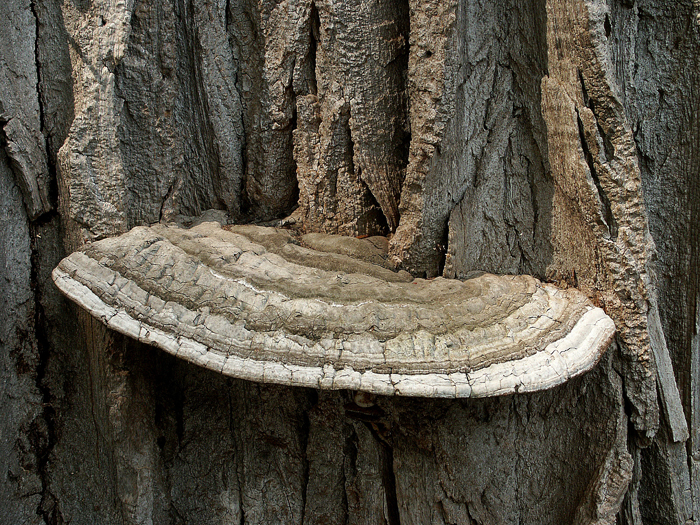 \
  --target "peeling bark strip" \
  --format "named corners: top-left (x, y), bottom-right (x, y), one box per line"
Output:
top-left (53, 220), bottom-right (614, 397)
top-left (648, 303), bottom-right (689, 442)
